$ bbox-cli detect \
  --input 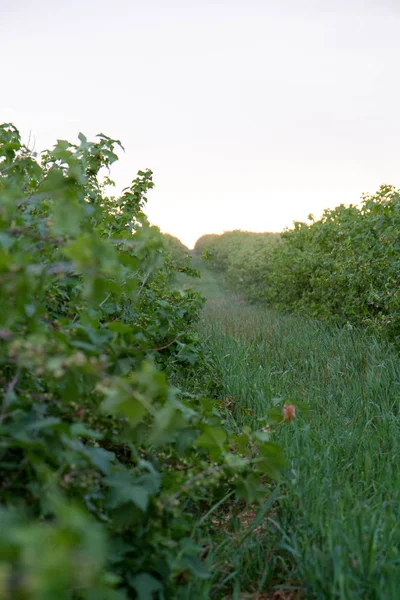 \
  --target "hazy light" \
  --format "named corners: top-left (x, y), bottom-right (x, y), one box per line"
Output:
top-left (1, 0), bottom-right (399, 247)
